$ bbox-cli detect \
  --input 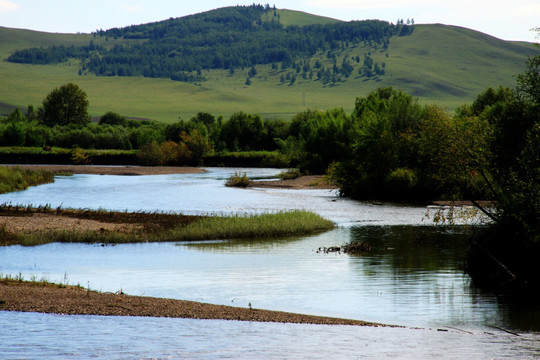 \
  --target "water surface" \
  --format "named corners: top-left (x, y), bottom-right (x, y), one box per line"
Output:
top-left (1, 168), bottom-right (539, 358)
